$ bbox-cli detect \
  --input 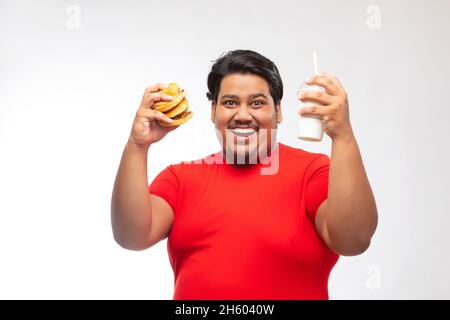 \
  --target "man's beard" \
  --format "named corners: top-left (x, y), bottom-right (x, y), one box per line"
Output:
top-left (217, 128), bottom-right (278, 166)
